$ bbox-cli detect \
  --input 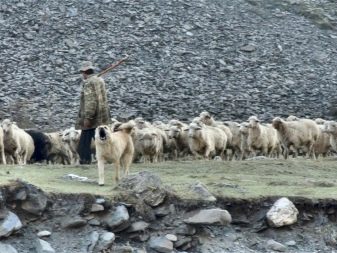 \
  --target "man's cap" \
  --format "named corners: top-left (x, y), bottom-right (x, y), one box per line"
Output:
top-left (79, 61), bottom-right (95, 72)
